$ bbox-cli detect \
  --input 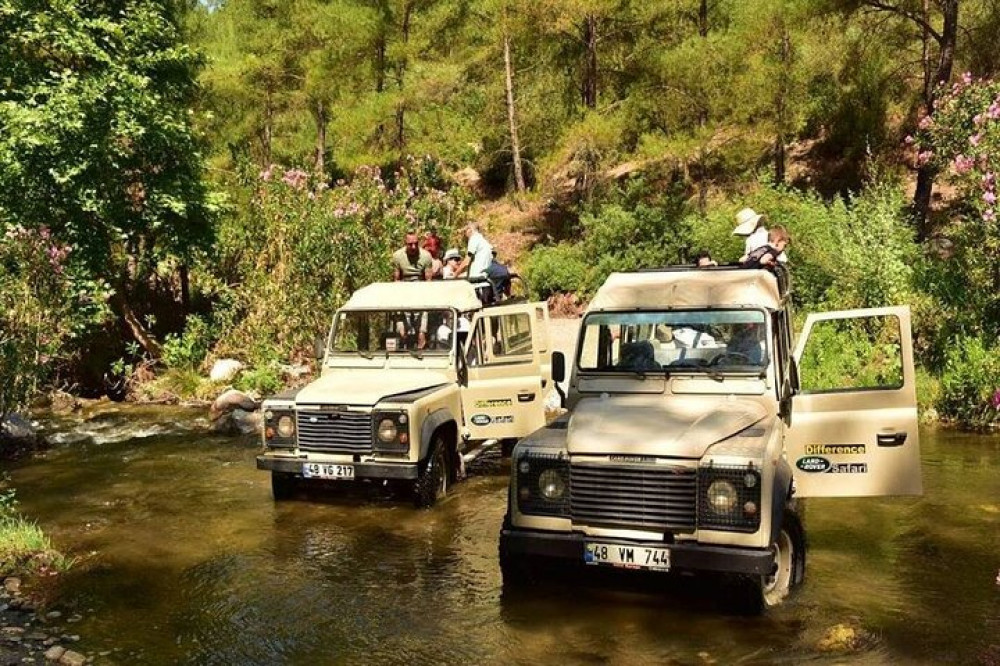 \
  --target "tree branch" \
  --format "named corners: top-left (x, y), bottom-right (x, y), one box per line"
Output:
top-left (862, 1), bottom-right (943, 43)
